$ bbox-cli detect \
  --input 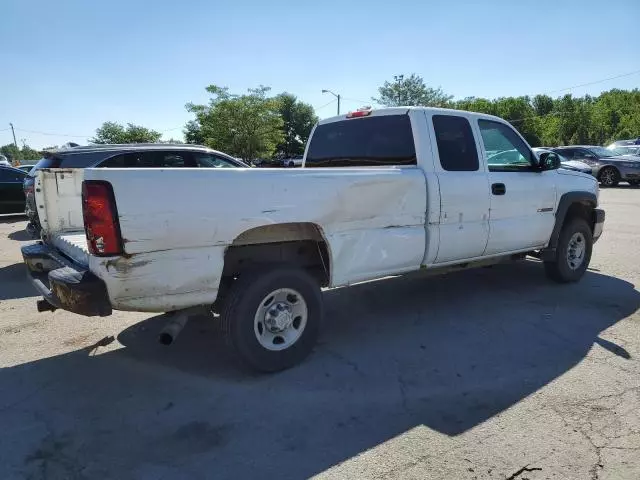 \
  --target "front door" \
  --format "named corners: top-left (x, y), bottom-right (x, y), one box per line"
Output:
top-left (476, 120), bottom-right (556, 255)
top-left (427, 113), bottom-right (491, 263)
